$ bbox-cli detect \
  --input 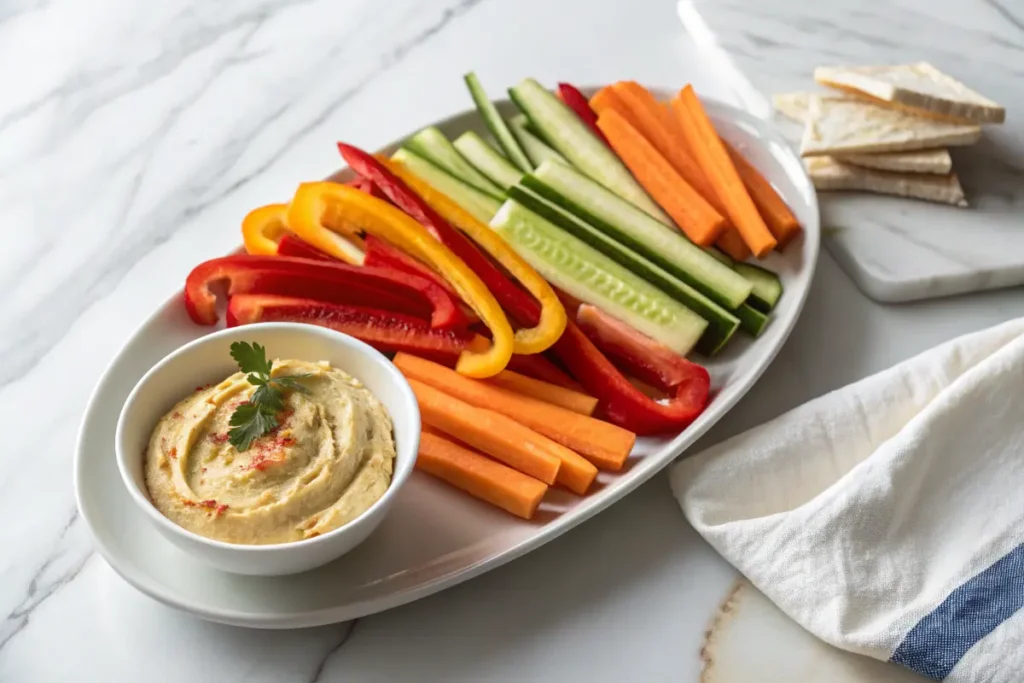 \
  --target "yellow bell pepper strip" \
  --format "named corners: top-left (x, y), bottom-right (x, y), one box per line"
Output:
top-left (242, 202), bottom-right (366, 264)
top-left (241, 204), bottom-right (291, 255)
top-left (376, 155), bottom-right (567, 355)
top-left (286, 182), bottom-right (514, 378)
